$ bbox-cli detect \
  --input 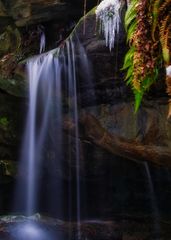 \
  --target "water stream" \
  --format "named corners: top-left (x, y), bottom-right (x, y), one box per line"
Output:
top-left (144, 162), bottom-right (160, 234)
top-left (13, 37), bottom-right (92, 239)
top-left (40, 30), bottom-right (46, 54)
